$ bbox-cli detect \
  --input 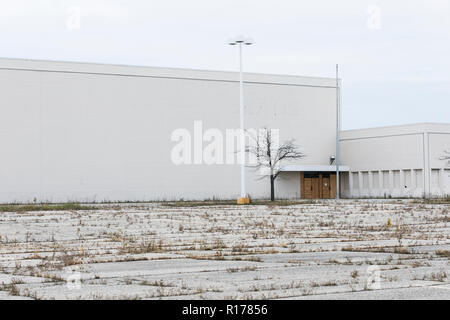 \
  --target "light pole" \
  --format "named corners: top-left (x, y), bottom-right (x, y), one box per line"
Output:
top-left (336, 64), bottom-right (340, 200)
top-left (229, 36), bottom-right (253, 204)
